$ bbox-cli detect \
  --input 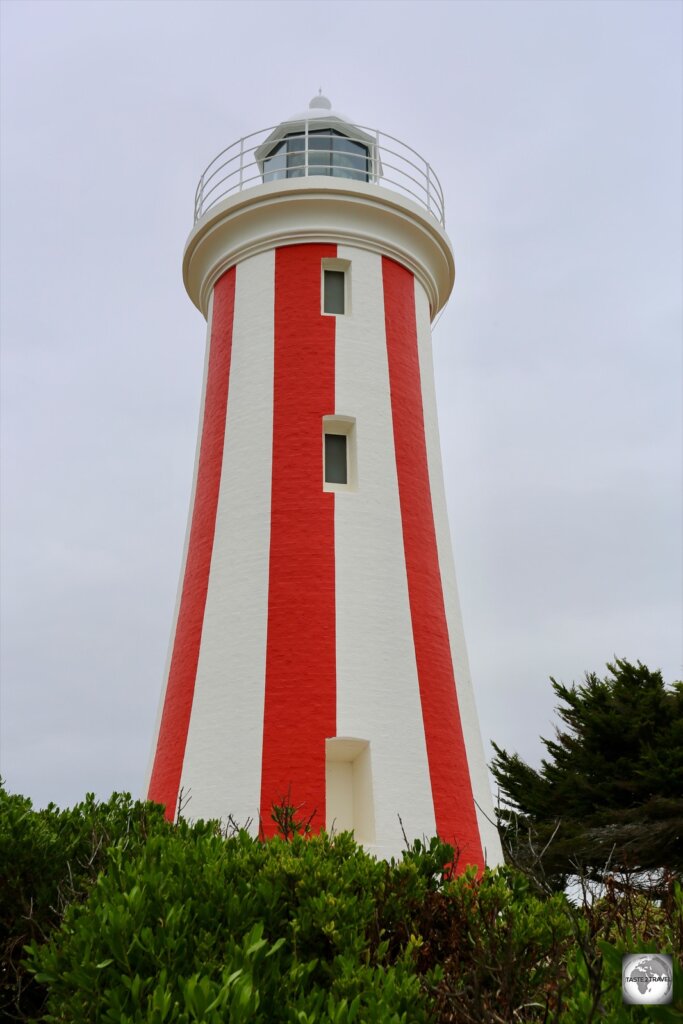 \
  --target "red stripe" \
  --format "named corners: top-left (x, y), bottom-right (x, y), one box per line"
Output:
top-left (259, 244), bottom-right (337, 836)
top-left (383, 256), bottom-right (484, 868)
top-left (148, 267), bottom-right (236, 820)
